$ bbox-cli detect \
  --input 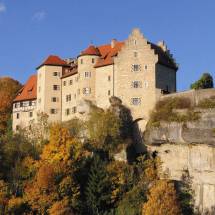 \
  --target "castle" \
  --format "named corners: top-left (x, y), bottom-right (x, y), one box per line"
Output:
top-left (12, 28), bottom-right (178, 131)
